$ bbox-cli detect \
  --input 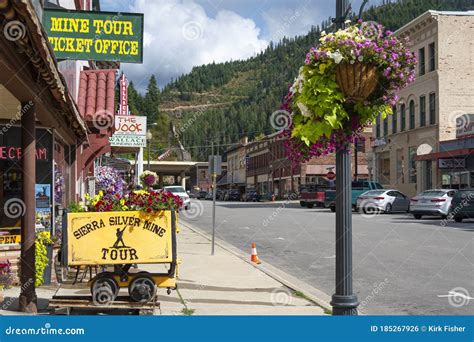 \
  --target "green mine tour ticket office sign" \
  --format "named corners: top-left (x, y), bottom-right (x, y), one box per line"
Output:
top-left (43, 9), bottom-right (143, 63)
